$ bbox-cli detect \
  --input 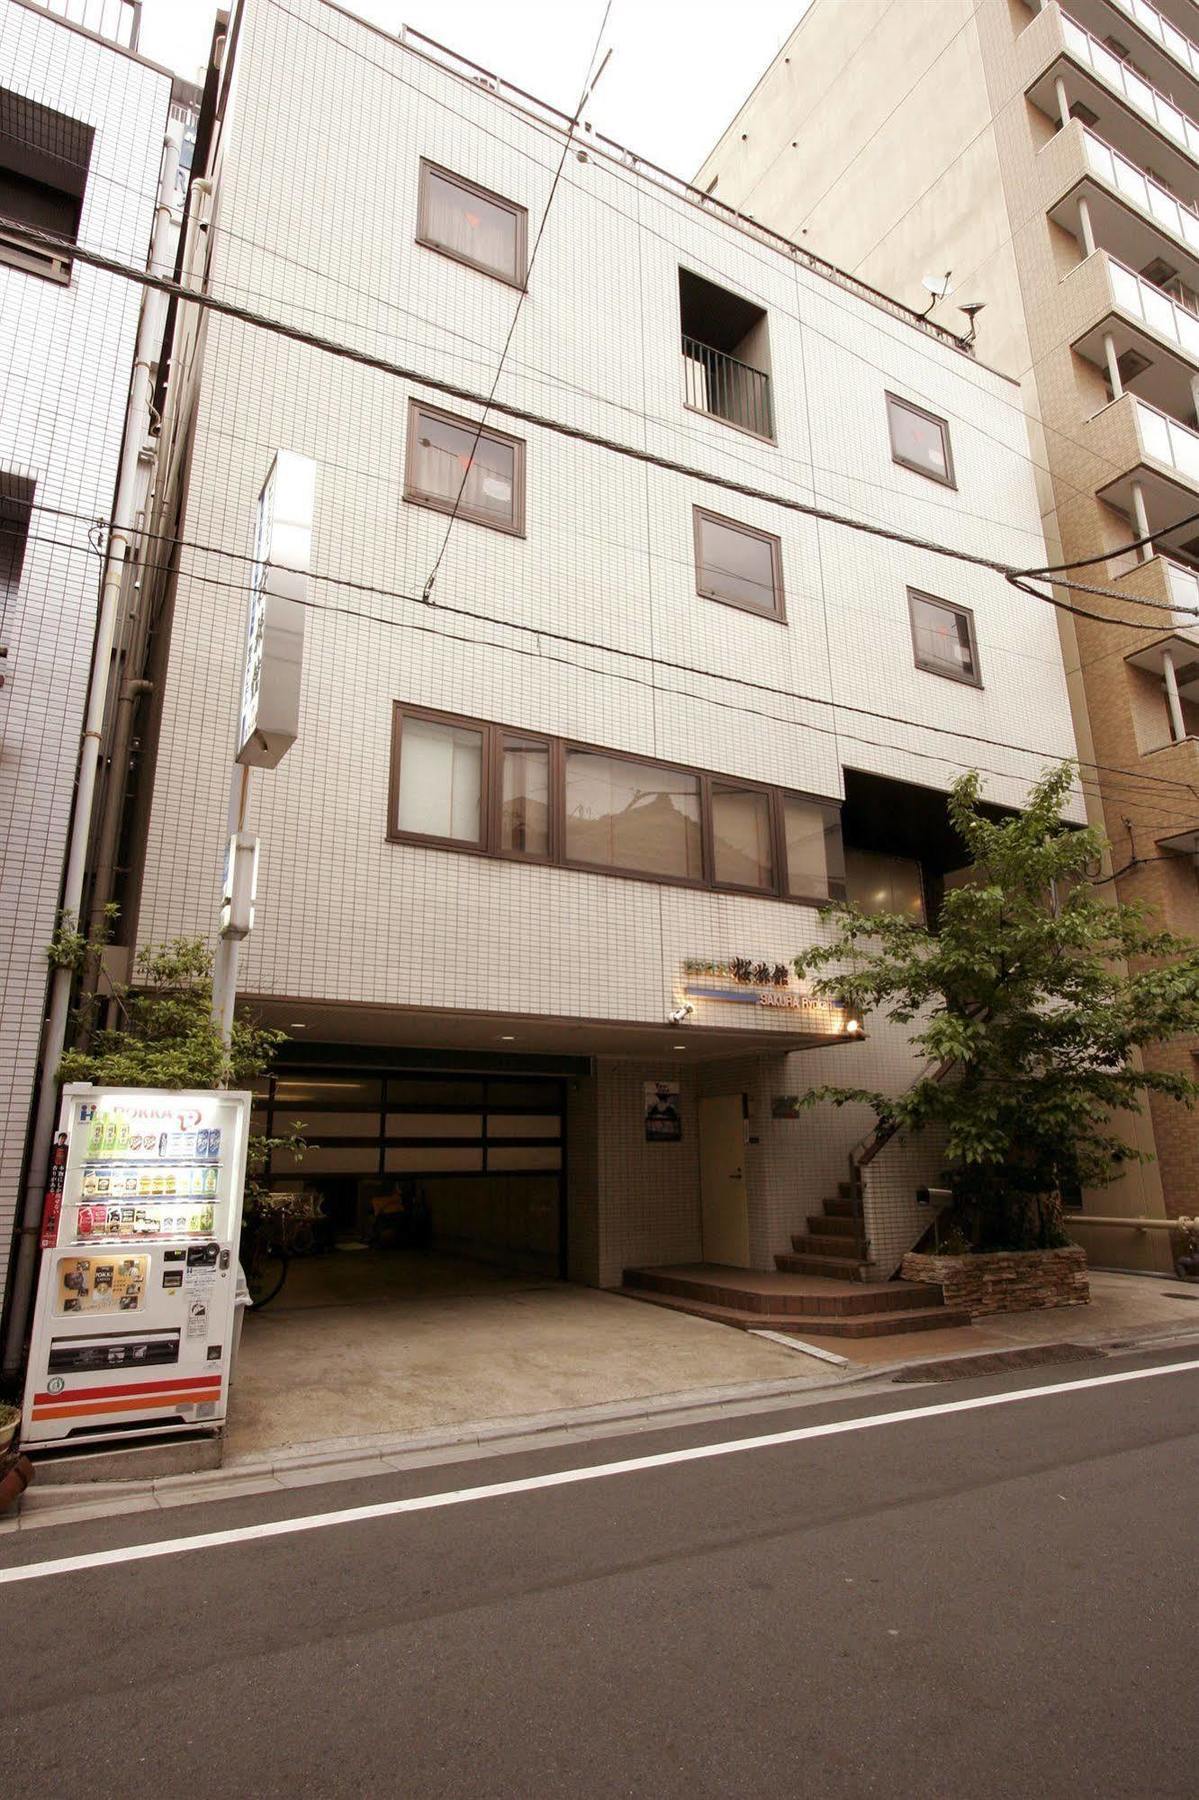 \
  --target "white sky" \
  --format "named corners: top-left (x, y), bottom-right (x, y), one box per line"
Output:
top-left (136, 0), bottom-right (809, 181)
